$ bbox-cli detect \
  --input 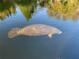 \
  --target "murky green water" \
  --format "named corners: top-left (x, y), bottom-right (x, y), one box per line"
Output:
top-left (0, 0), bottom-right (79, 59)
